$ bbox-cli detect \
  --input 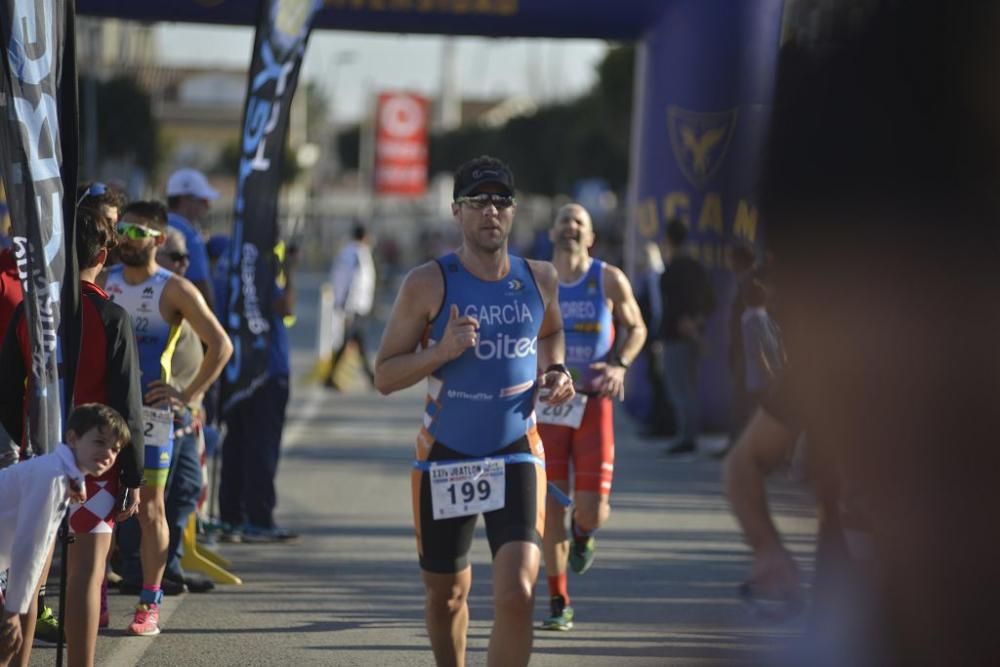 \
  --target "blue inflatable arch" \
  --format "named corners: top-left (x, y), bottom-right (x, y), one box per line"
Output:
top-left (79, 0), bottom-right (787, 429)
